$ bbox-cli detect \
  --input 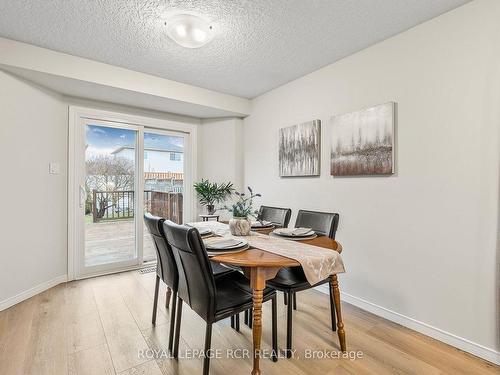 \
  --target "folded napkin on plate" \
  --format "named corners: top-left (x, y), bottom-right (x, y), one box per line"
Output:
top-left (197, 227), bottom-right (211, 234)
top-left (276, 227), bottom-right (312, 236)
top-left (204, 238), bottom-right (243, 249)
top-left (251, 220), bottom-right (272, 227)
